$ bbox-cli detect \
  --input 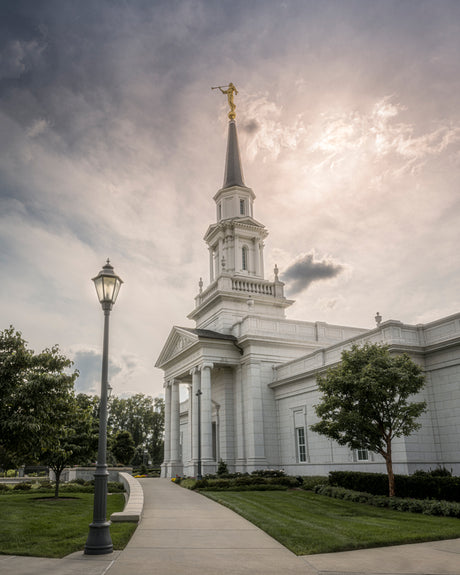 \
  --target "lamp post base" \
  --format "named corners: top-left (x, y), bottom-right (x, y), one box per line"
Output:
top-left (84, 521), bottom-right (113, 555)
